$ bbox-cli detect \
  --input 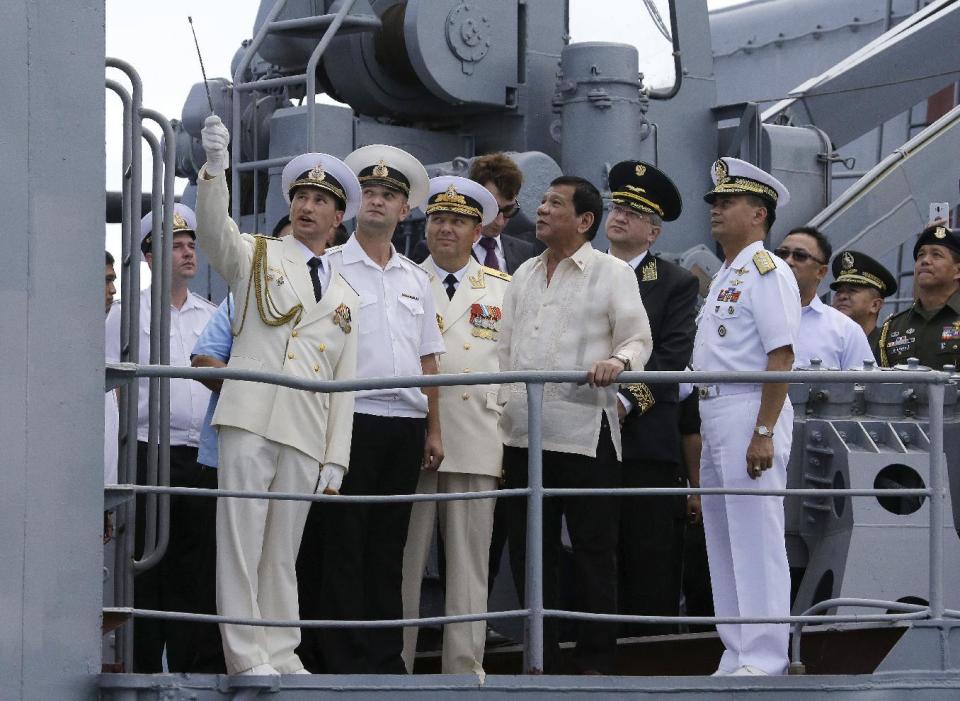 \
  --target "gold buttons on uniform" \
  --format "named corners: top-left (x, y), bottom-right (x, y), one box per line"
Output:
top-left (291, 330), bottom-right (298, 337)
top-left (463, 343), bottom-right (471, 350)
top-left (314, 364), bottom-right (320, 373)
top-left (463, 368), bottom-right (470, 373)
top-left (288, 352), bottom-right (295, 359)
top-left (461, 392), bottom-right (470, 400)
top-left (318, 344), bottom-right (326, 352)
